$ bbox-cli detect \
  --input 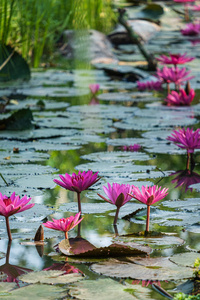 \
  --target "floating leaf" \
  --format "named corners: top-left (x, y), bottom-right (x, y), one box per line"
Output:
top-left (68, 278), bottom-right (138, 300)
top-left (19, 270), bottom-right (84, 284)
top-left (91, 257), bottom-right (194, 280)
top-left (59, 239), bottom-right (151, 258)
top-left (170, 252), bottom-right (200, 267)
